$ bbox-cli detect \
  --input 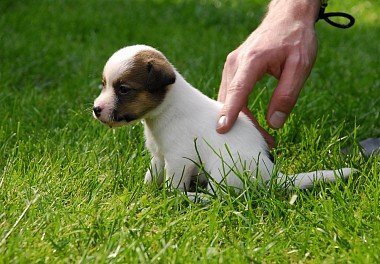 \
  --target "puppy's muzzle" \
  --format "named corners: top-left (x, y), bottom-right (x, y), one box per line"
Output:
top-left (93, 106), bottom-right (102, 118)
